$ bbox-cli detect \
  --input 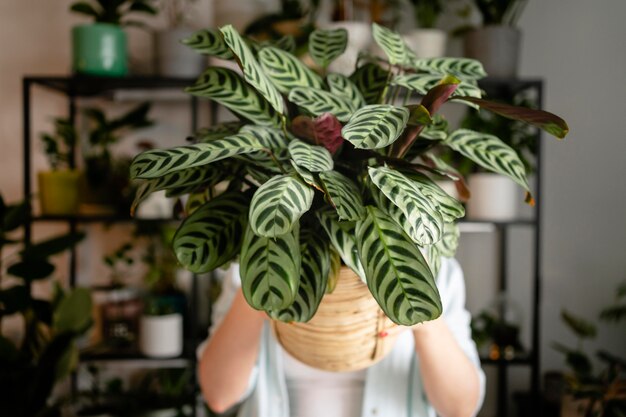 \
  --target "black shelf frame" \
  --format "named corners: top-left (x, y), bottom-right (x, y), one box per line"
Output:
top-left (22, 75), bottom-right (203, 417)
